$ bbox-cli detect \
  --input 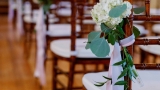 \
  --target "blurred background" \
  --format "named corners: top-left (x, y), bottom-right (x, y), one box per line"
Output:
top-left (0, 0), bottom-right (160, 90)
